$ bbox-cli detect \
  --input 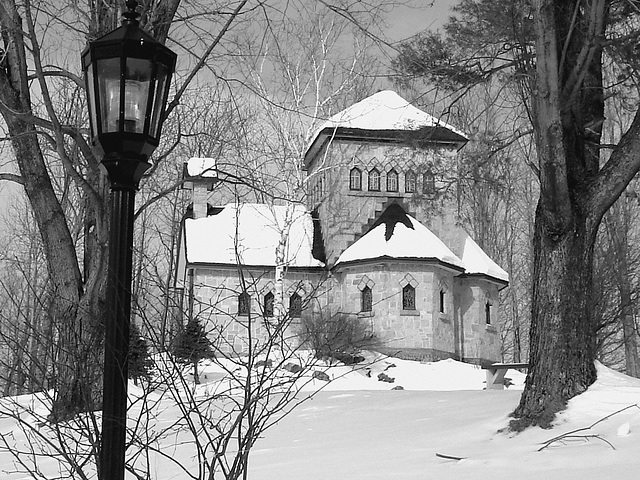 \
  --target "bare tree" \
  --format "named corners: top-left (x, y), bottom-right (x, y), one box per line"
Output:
top-left (392, 0), bottom-right (640, 429)
top-left (0, 0), bottom-right (252, 419)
